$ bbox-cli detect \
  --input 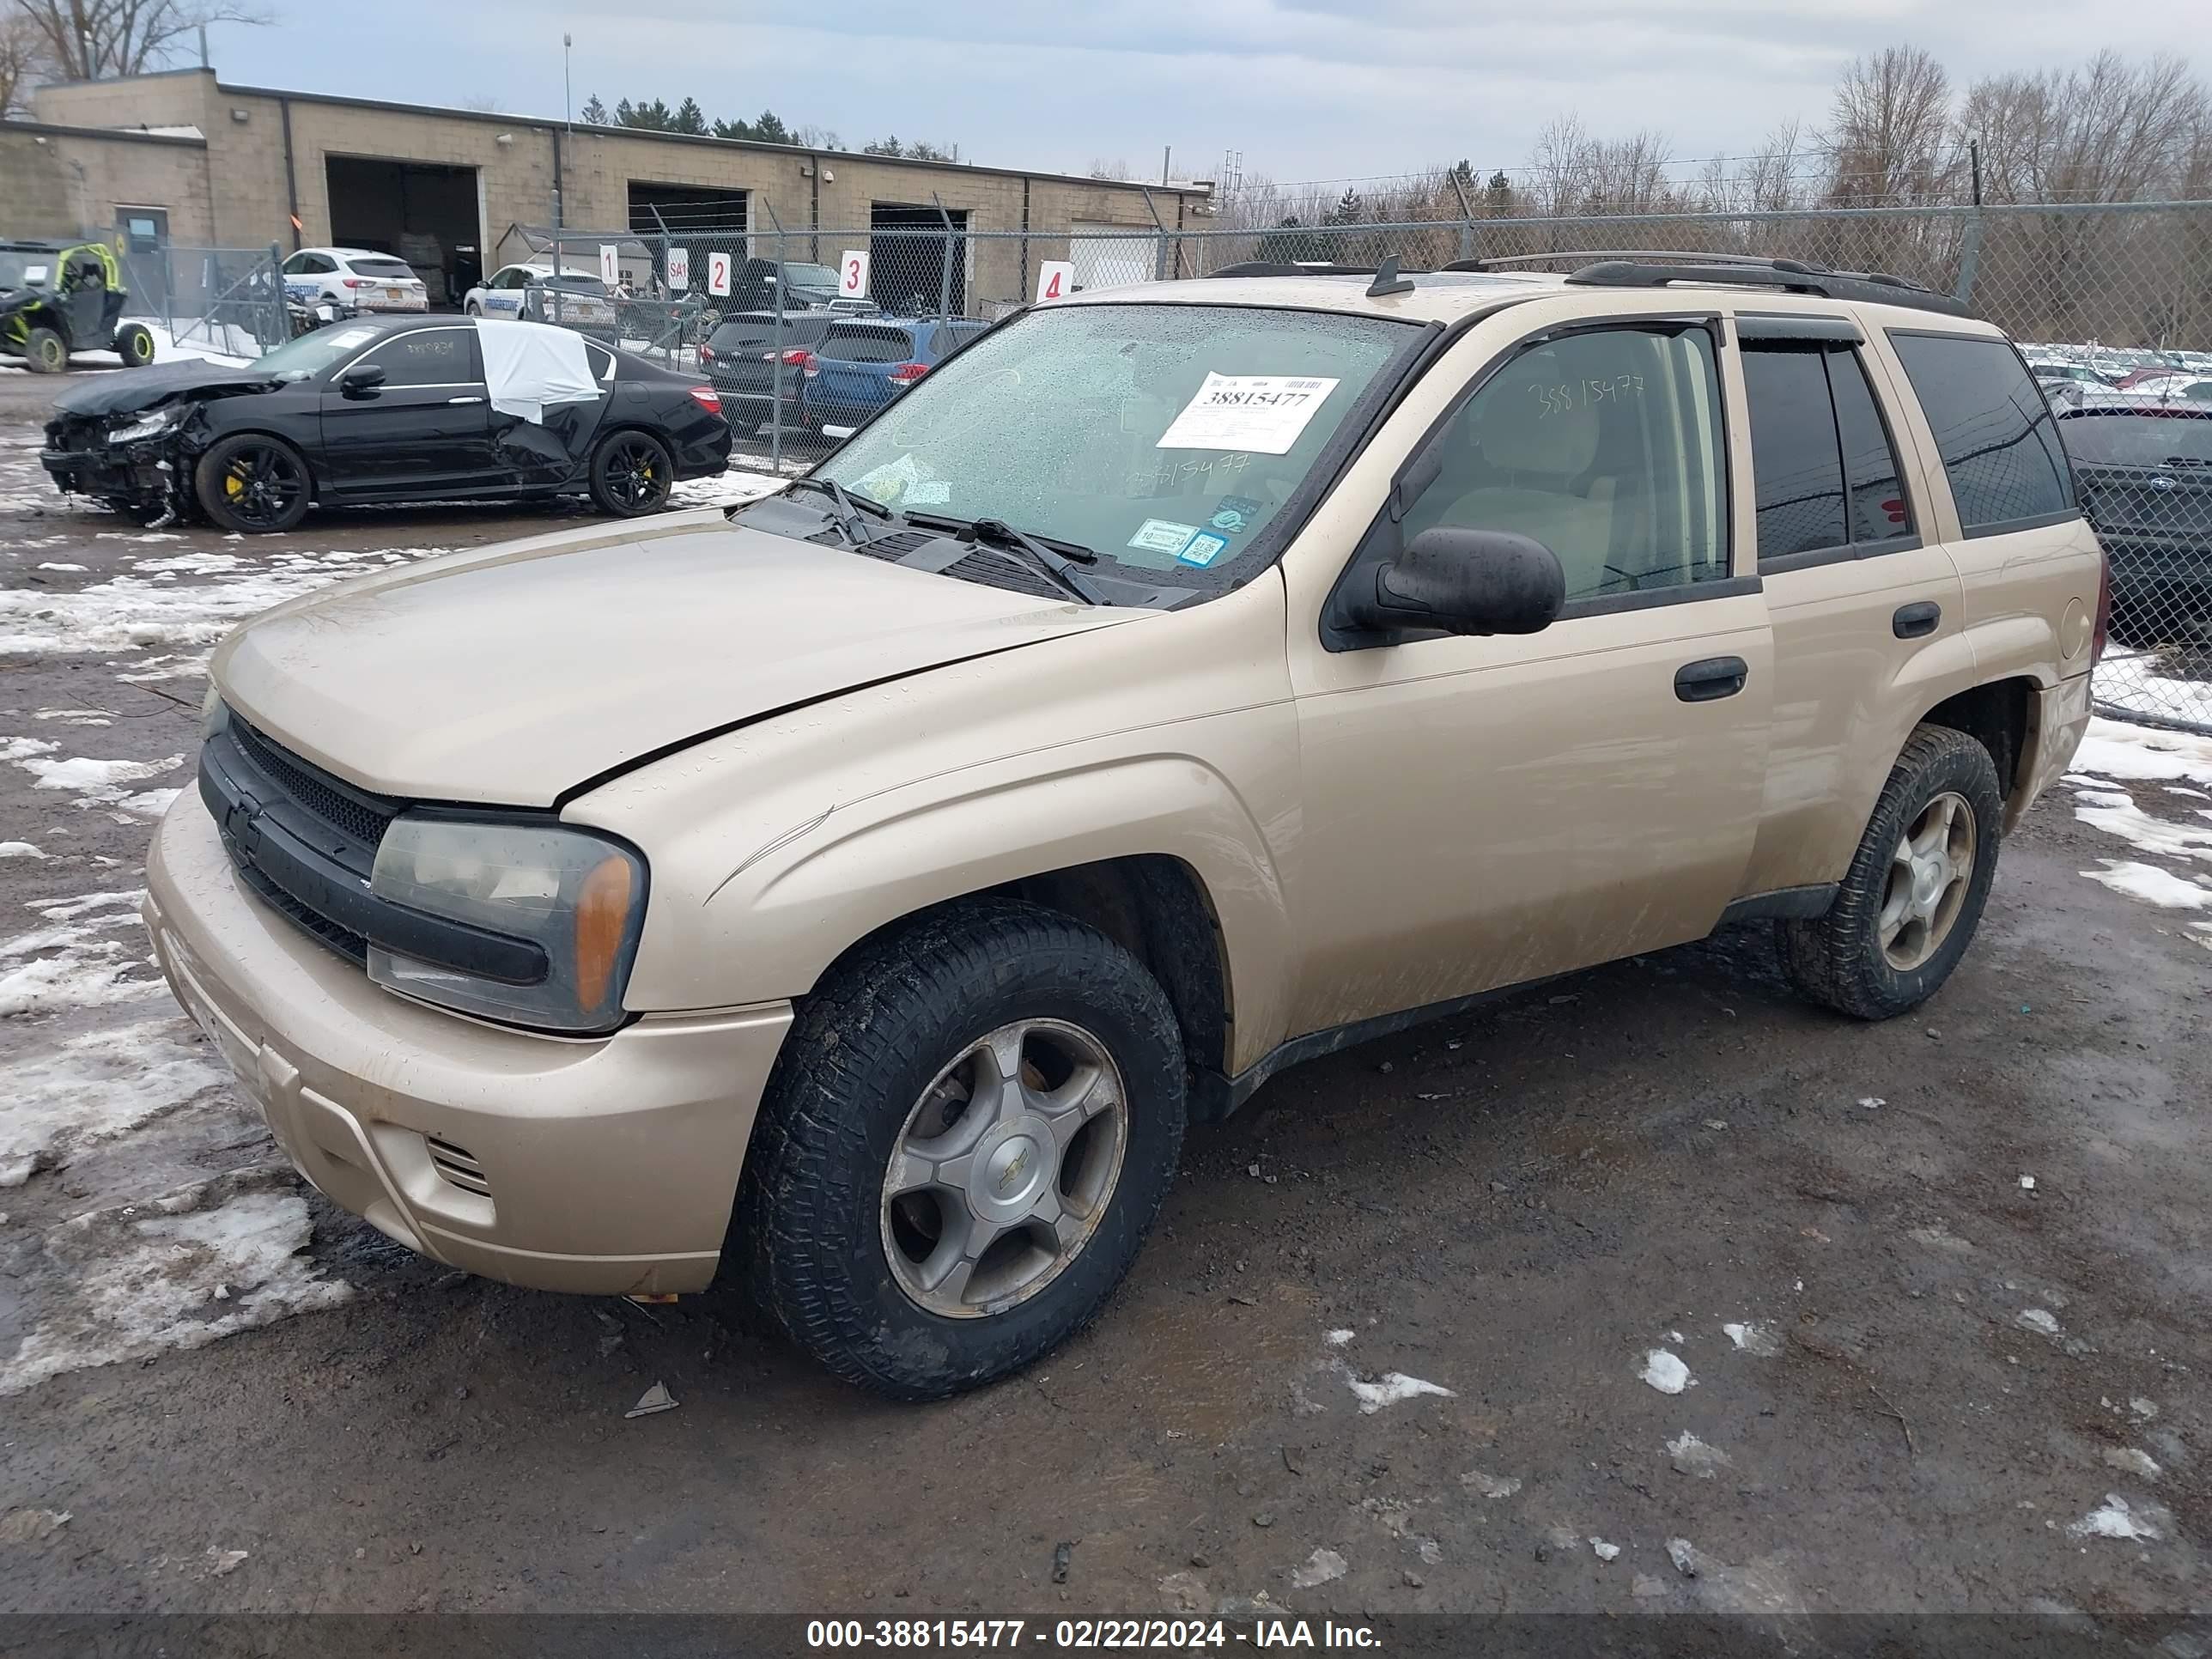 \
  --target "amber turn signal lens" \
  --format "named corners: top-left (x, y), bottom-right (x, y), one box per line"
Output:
top-left (574, 854), bottom-right (636, 1012)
